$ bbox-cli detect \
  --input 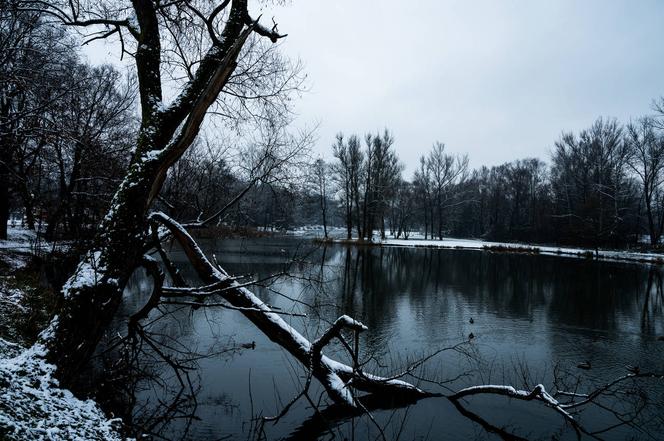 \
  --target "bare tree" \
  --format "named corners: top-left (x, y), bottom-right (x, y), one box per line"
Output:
top-left (388, 179), bottom-right (414, 238)
top-left (12, 0), bottom-right (456, 415)
top-left (332, 133), bottom-right (353, 239)
top-left (222, 123), bottom-right (313, 230)
top-left (413, 155), bottom-right (433, 238)
top-left (626, 117), bottom-right (664, 246)
top-left (551, 118), bottom-right (637, 247)
top-left (360, 130), bottom-right (402, 240)
top-left (426, 141), bottom-right (469, 240)
top-left (332, 133), bottom-right (365, 239)
top-left (44, 63), bottom-right (135, 240)
top-left (311, 158), bottom-right (329, 238)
